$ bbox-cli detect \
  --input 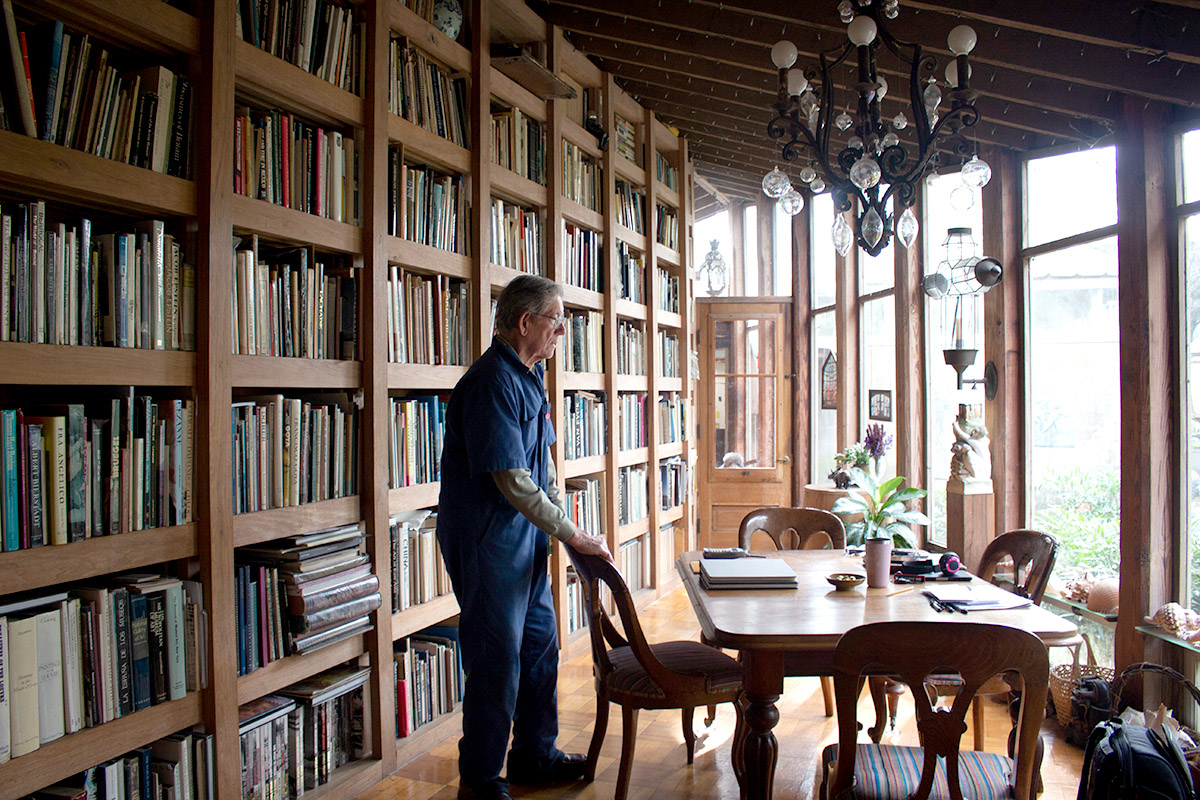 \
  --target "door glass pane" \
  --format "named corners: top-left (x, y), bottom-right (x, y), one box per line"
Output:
top-left (1028, 236), bottom-right (1120, 582)
top-left (713, 319), bottom-right (776, 375)
top-left (715, 376), bottom-right (777, 468)
top-left (812, 310), bottom-right (837, 479)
